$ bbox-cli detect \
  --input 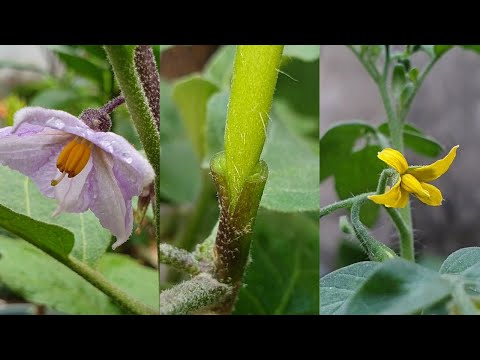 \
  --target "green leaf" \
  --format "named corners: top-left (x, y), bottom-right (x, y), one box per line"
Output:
top-left (400, 82), bottom-right (415, 108)
top-left (261, 118), bottom-right (319, 212)
top-left (392, 63), bottom-right (407, 98)
top-left (0, 204), bottom-right (74, 258)
top-left (0, 166), bottom-right (111, 266)
top-left (234, 211), bottom-right (319, 314)
top-left (320, 261), bottom-right (380, 314)
top-left (344, 259), bottom-right (452, 314)
top-left (97, 253), bottom-right (159, 310)
top-left (408, 68), bottom-right (419, 83)
top-left (334, 145), bottom-right (386, 226)
top-left (320, 121), bottom-right (376, 181)
top-left (0, 236), bottom-right (123, 314)
top-left (439, 247), bottom-right (480, 282)
top-left (283, 45), bottom-right (320, 62)
top-left (378, 122), bottom-right (444, 157)
top-left (203, 45), bottom-right (236, 89)
top-left (47, 45), bottom-right (107, 87)
top-left (439, 247), bottom-right (480, 314)
top-left (172, 75), bottom-right (218, 158)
